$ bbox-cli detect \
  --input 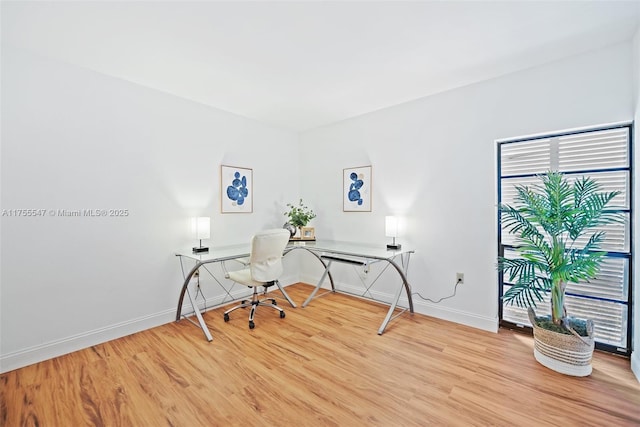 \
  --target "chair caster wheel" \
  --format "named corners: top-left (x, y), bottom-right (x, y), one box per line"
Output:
top-left (271, 299), bottom-right (277, 305)
top-left (224, 313), bottom-right (229, 322)
top-left (249, 321), bottom-right (255, 329)
top-left (280, 311), bottom-right (286, 319)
